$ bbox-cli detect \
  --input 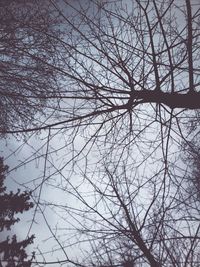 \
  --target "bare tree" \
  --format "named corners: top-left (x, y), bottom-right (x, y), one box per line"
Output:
top-left (0, 0), bottom-right (61, 134)
top-left (1, 0), bottom-right (200, 135)
top-left (1, 0), bottom-right (200, 266)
